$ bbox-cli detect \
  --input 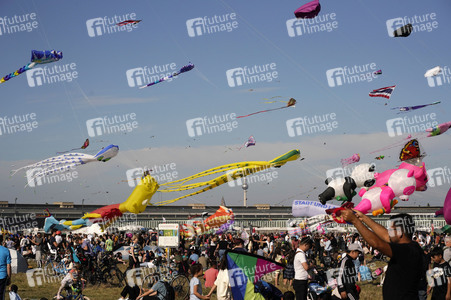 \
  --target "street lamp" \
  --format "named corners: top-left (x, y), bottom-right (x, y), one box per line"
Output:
top-left (242, 177), bottom-right (248, 207)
